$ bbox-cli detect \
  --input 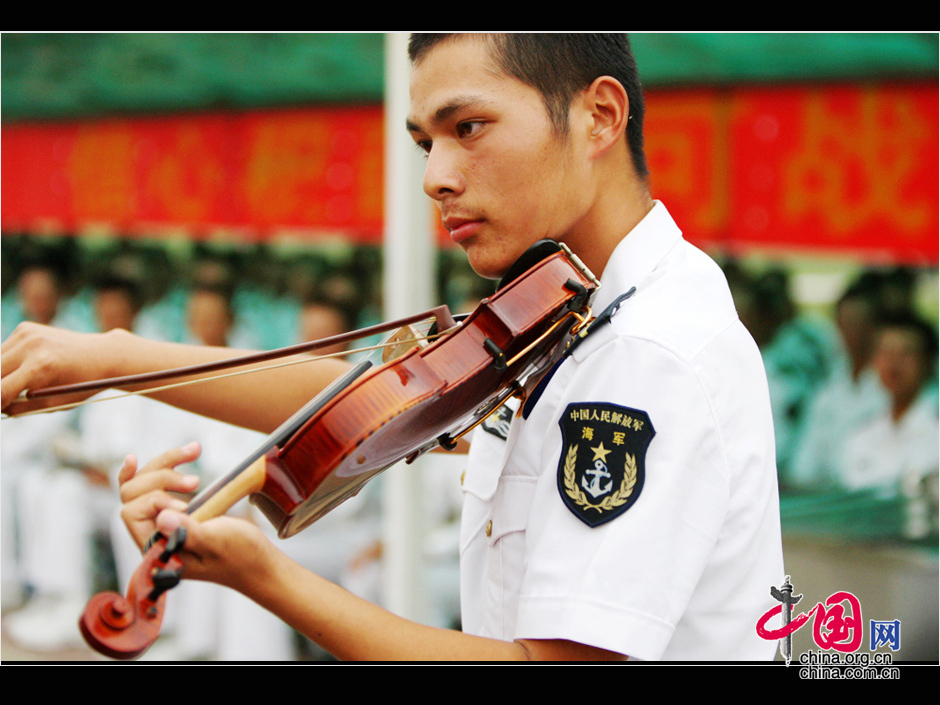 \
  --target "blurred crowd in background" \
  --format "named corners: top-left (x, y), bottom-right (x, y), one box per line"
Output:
top-left (0, 232), bottom-right (481, 659)
top-left (1, 231), bottom-right (937, 659)
top-left (724, 259), bottom-right (938, 500)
